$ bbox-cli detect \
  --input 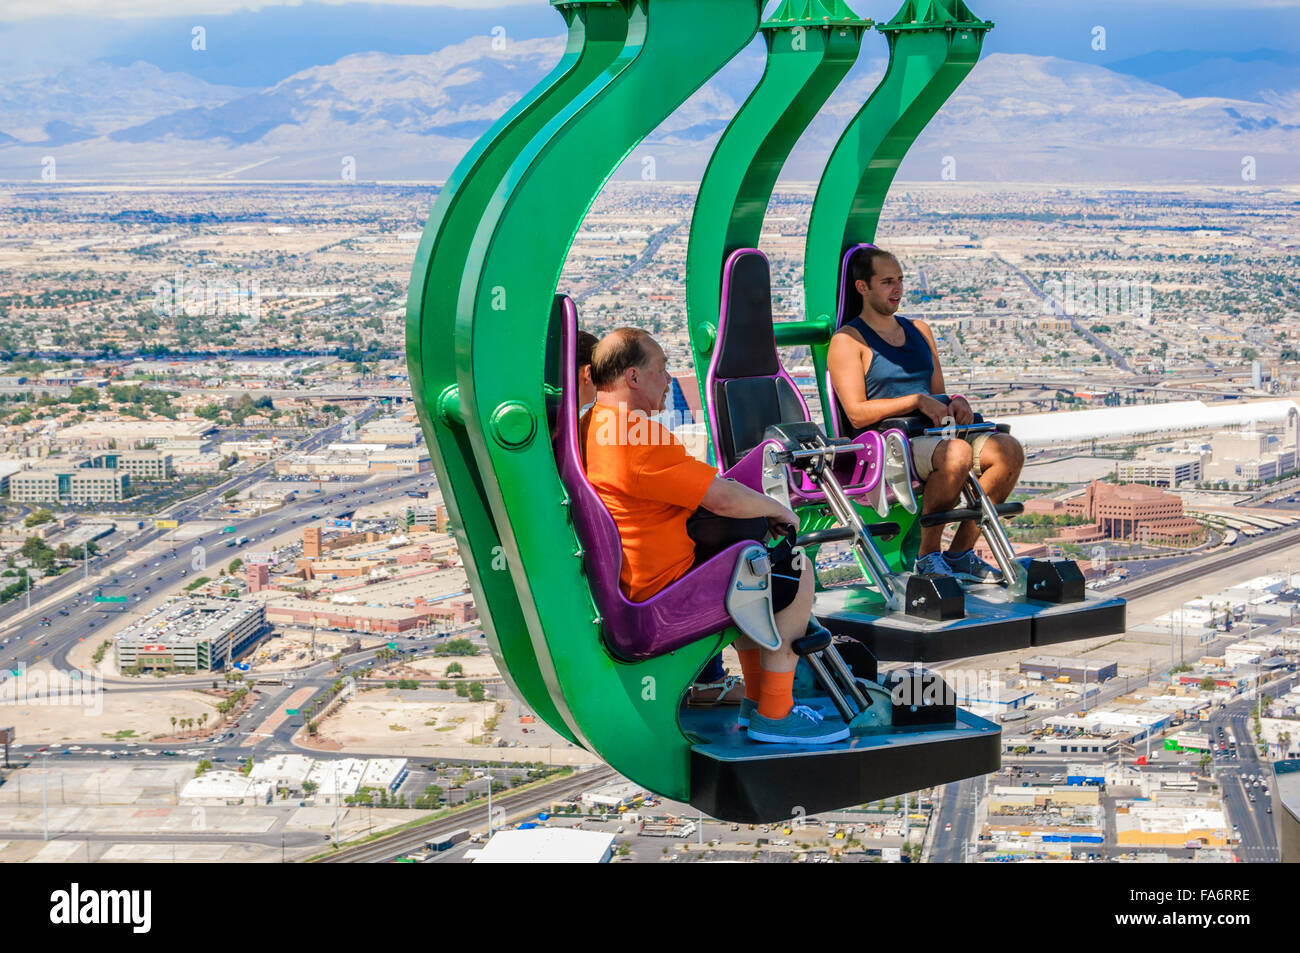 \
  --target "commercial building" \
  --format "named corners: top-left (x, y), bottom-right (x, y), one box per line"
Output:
top-left (87, 450), bottom-right (173, 480)
top-left (1113, 805), bottom-right (1228, 848)
top-left (0, 460), bottom-right (24, 495)
top-left (580, 780), bottom-right (643, 810)
top-left (1064, 481), bottom-right (1204, 546)
top-left (357, 418), bottom-right (423, 446)
top-left (259, 593), bottom-right (476, 633)
top-left (471, 828), bottom-right (614, 863)
top-left (301, 757), bottom-right (408, 805)
top-left (1117, 452), bottom-right (1205, 488)
top-left (248, 754), bottom-right (316, 795)
top-left (1020, 655), bottom-right (1118, 684)
top-left (114, 599), bottom-right (267, 672)
top-left (1204, 430), bottom-right (1297, 485)
top-left (9, 467), bottom-right (129, 503)
top-left (179, 771), bottom-right (273, 806)
top-left (247, 755), bottom-right (407, 800)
